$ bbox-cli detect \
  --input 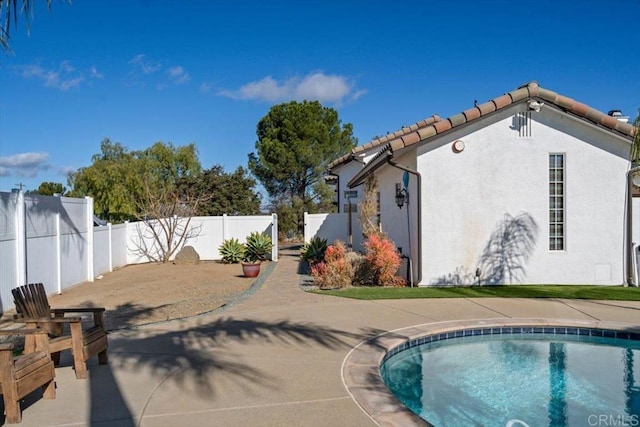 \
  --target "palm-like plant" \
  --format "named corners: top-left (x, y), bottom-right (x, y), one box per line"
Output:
top-left (218, 238), bottom-right (245, 264)
top-left (300, 236), bottom-right (327, 265)
top-left (243, 232), bottom-right (272, 263)
top-left (1, 0), bottom-right (62, 53)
